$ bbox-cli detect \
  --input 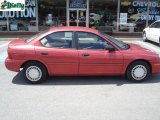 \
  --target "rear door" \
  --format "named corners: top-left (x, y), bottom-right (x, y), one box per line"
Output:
top-left (35, 31), bottom-right (79, 75)
top-left (76, 32), bottom-right (124, 75)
